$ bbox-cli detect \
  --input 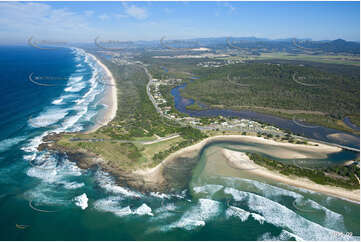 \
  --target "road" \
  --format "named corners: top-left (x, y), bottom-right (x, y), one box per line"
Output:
top-left (142, 65), bottom-right (163, 115)
top-left (141, 134), bottom-right (180, 145)
top-left (70, 133), bottom-right (180, 145)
